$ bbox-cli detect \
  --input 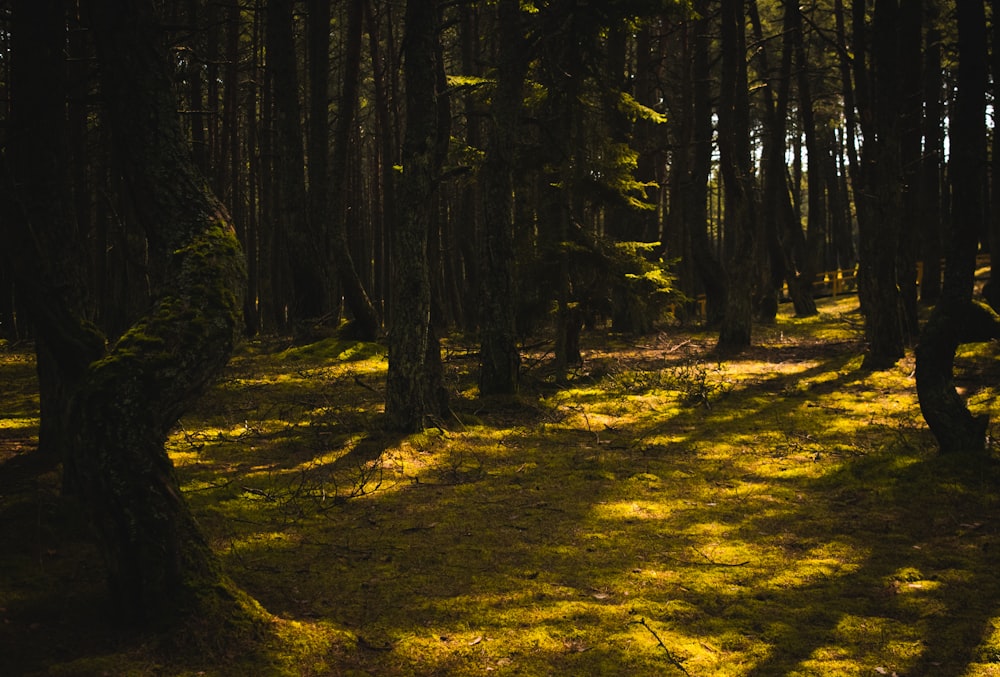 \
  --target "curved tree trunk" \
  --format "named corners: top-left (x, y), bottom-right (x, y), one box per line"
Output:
top-left (916, 0), bottom-right (992, 455)
top-left (55, 0), bottom-right (265, 631)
